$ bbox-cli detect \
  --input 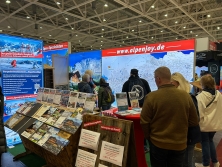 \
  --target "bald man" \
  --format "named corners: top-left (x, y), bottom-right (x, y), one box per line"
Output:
top-left (140, 66), bottom-right (199, 167)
